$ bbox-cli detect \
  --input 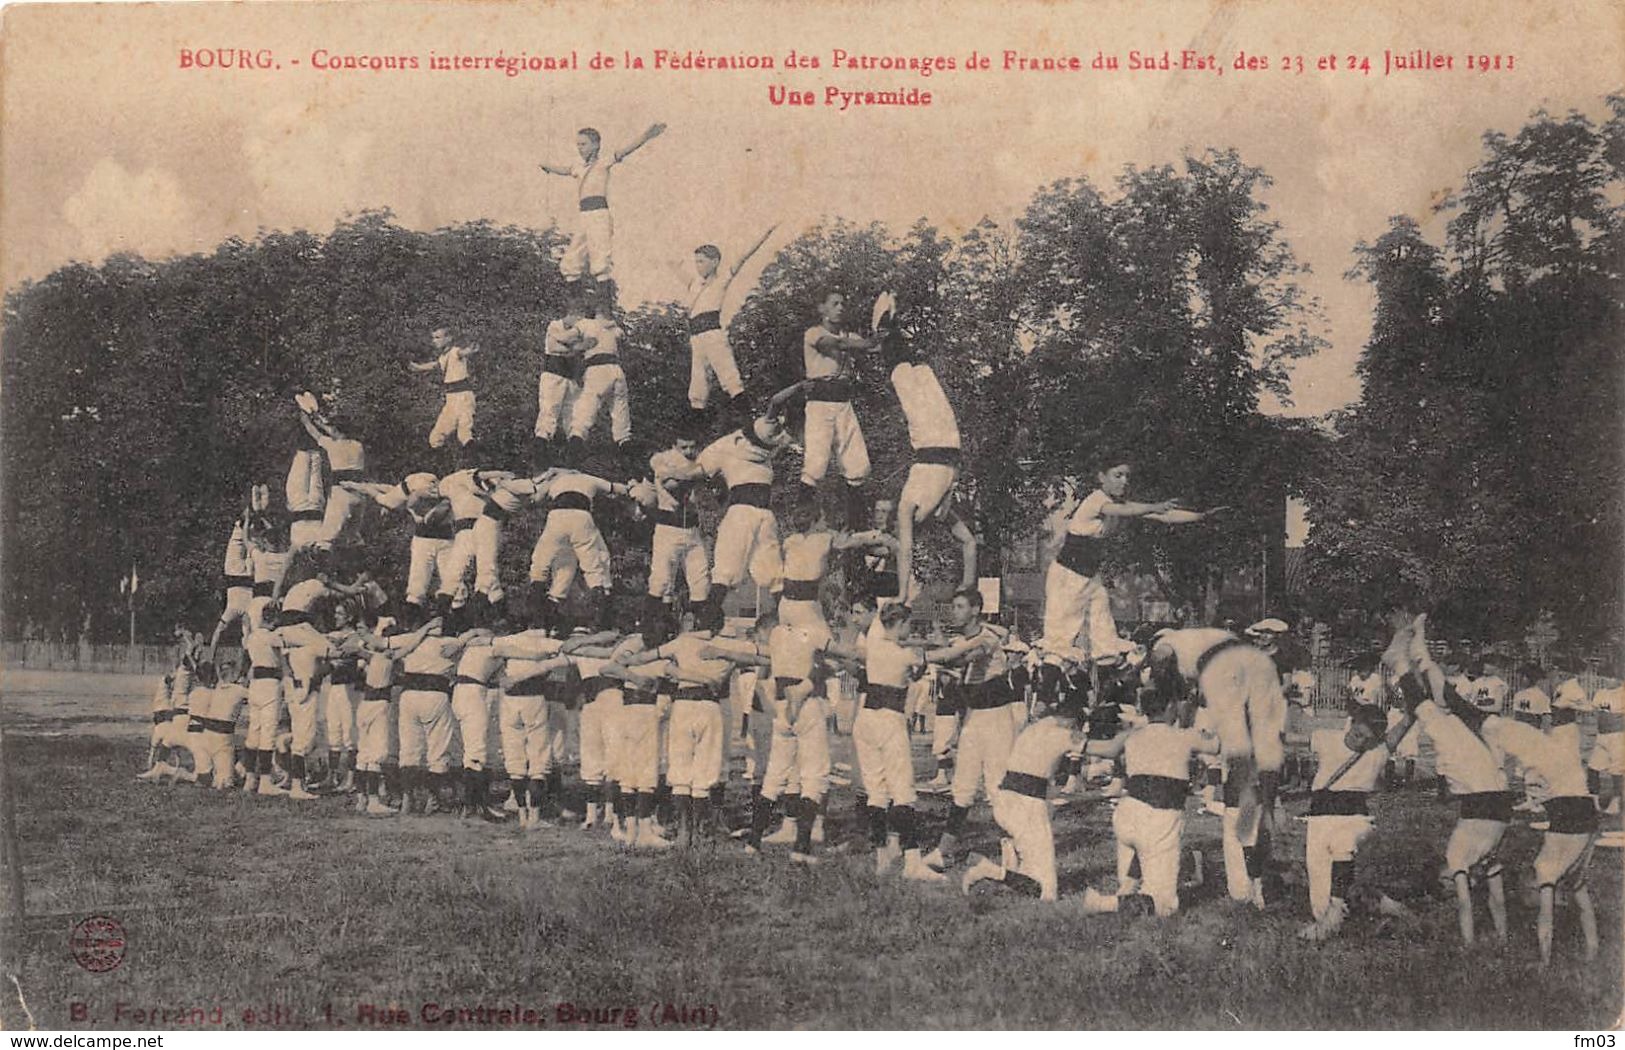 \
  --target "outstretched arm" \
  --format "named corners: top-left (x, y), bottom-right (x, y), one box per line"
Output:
top-left (1146, 506), bottom-right (1228, 525)
top-left (406, 359), bottom-right (440, 374)
top-left (613, 122), bottom-right (667, 163)
top-left (832, 529), bottom-right (893, 551)
top-left (766, 380), bottom-right (806, 414)
top-left (728, 224), bottom-right (777, 281)
top-left (811, 330), bottom-right (880, 354)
